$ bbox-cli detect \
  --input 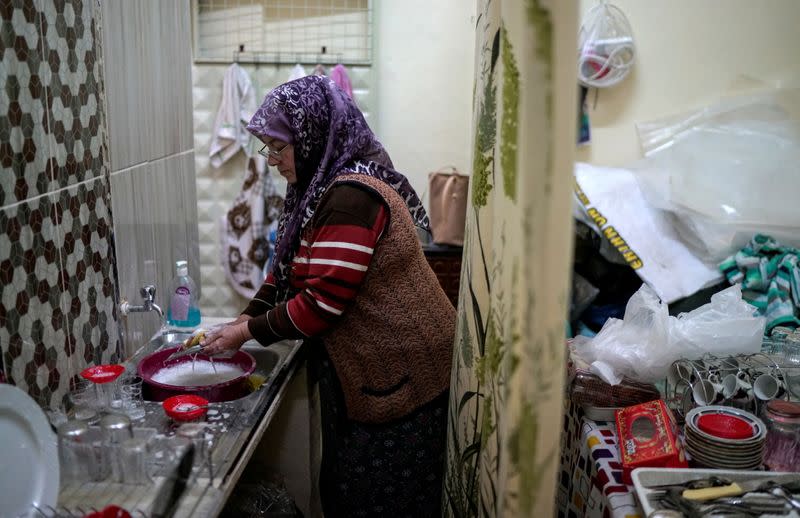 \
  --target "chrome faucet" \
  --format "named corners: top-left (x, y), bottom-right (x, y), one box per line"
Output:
top-left (120, 285), bottom-right (164, 319)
